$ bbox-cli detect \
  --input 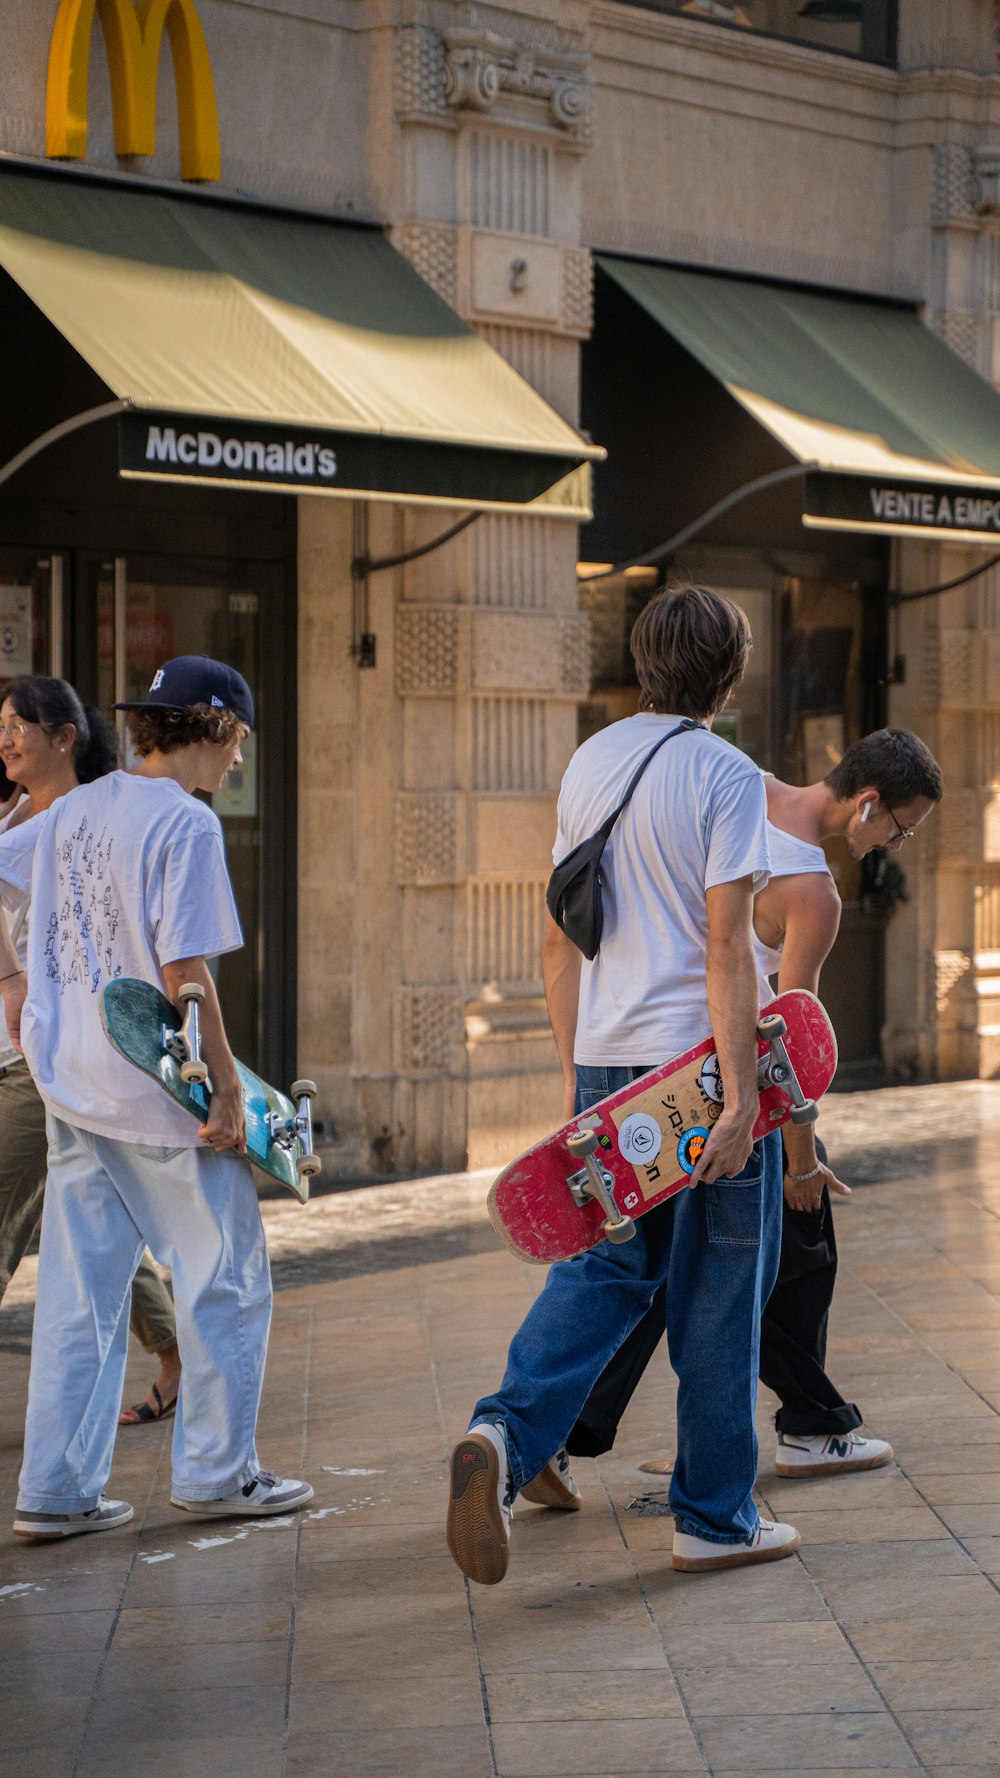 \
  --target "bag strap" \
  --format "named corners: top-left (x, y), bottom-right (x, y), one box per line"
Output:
top-left (593, 718), bottom-right (704, 846)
